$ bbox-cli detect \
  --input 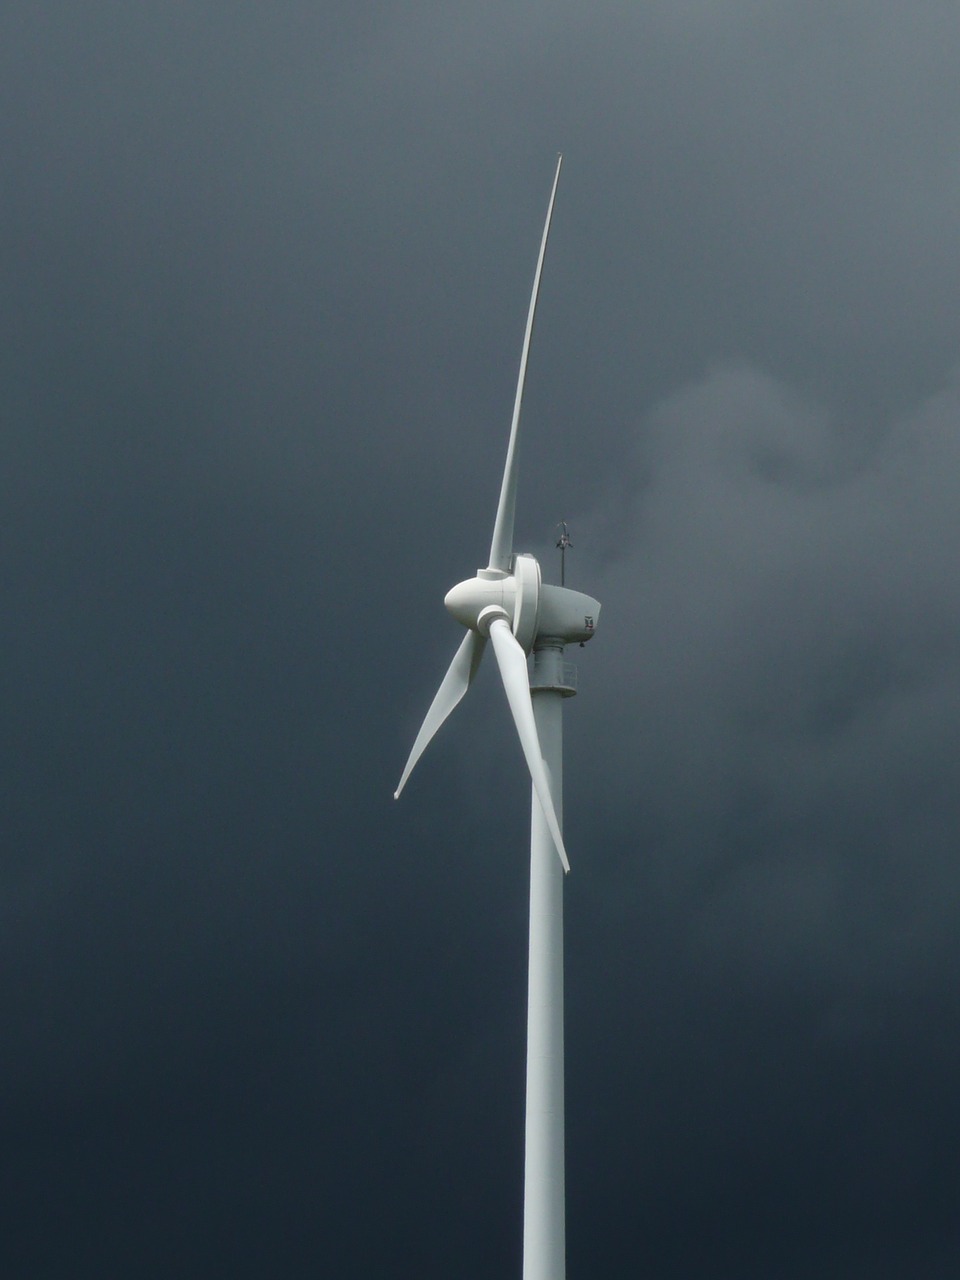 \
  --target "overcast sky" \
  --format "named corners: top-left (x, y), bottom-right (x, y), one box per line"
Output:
top-left (4, 3), bottom-right (960, 1276)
